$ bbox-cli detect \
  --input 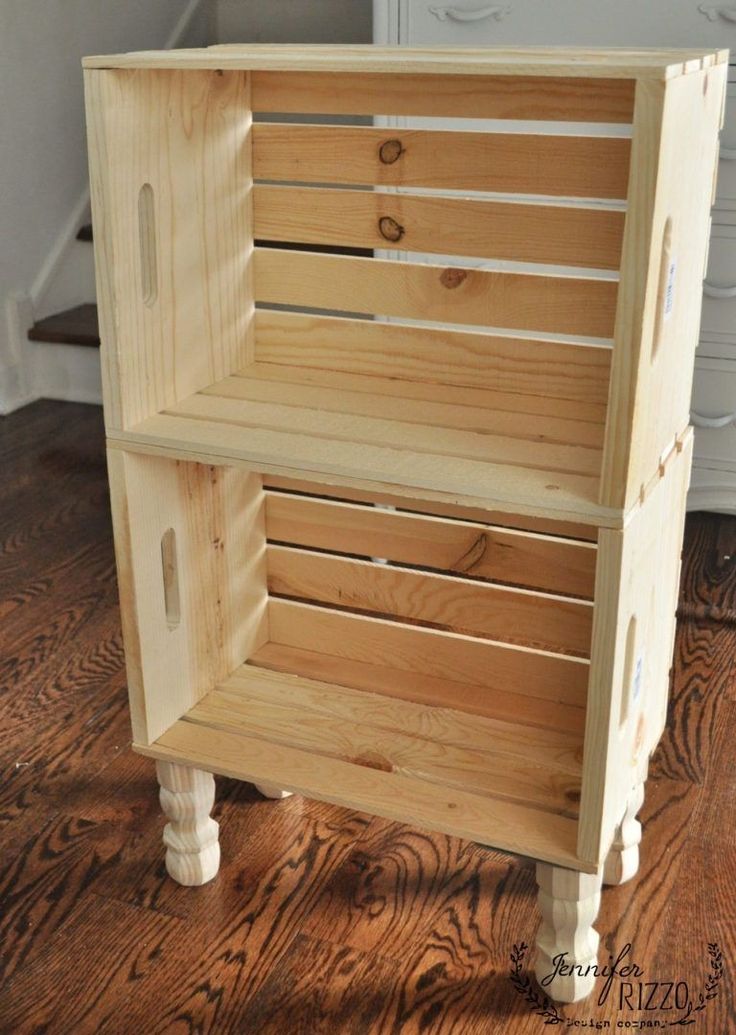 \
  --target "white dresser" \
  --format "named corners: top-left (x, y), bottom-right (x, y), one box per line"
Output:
top-left (374, 0), bottom-right (736, 513)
